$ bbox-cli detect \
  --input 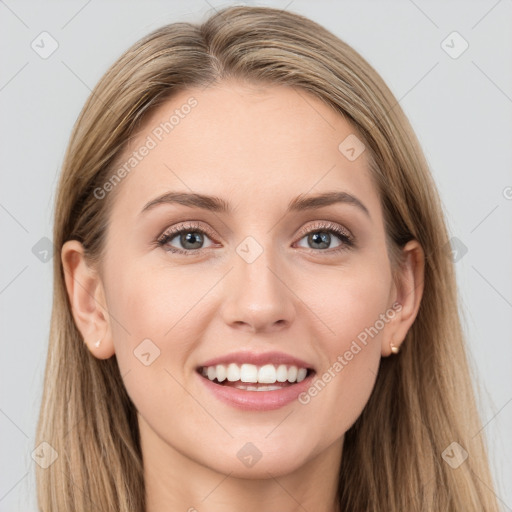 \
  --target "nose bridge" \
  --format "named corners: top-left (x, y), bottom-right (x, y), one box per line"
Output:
top-left (221, 234), bottom-right (295, 332)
